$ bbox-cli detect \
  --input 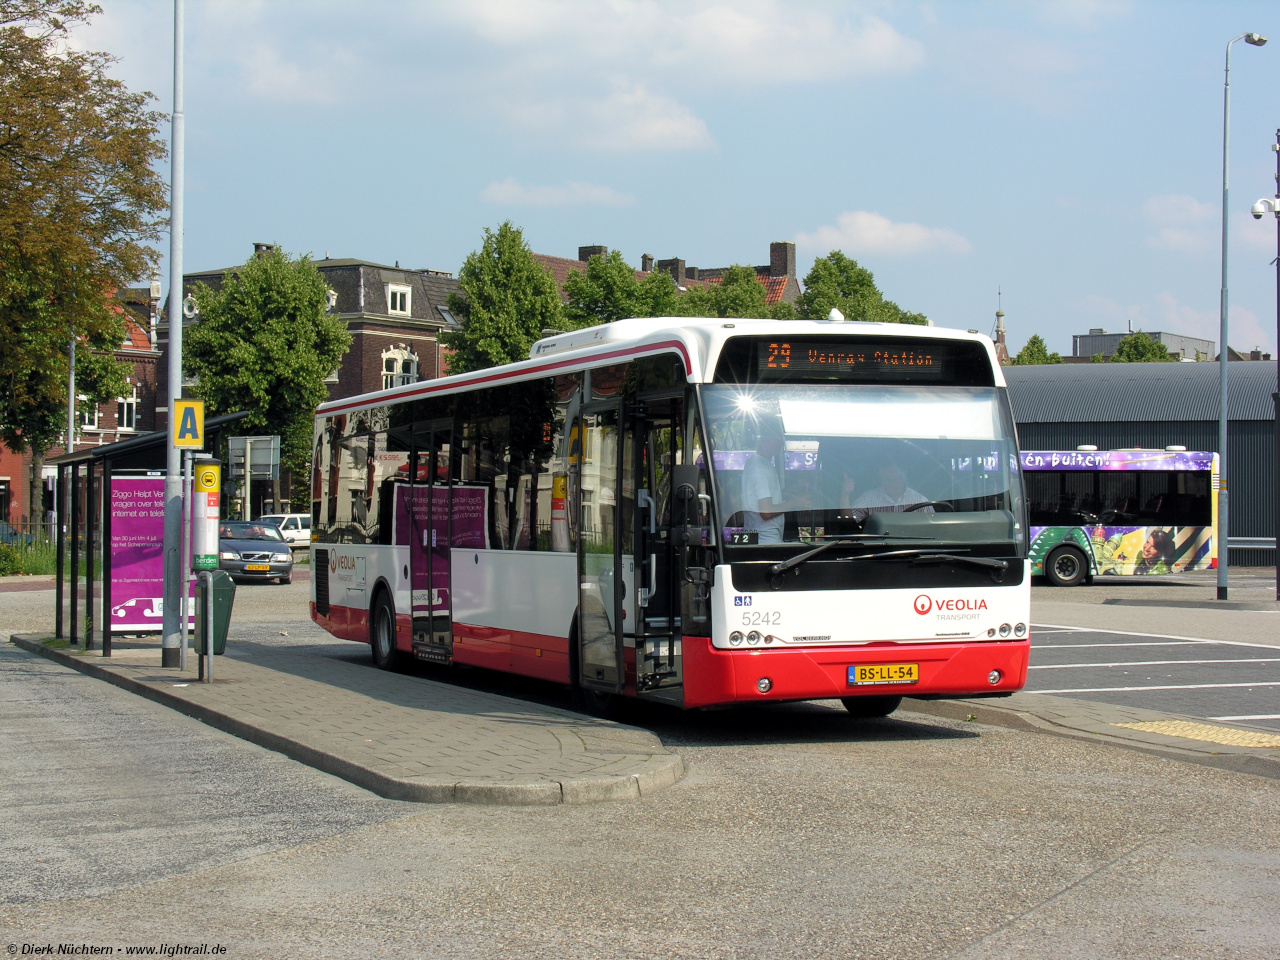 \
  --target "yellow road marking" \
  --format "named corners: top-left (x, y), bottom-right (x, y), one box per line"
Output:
top-left (1113, 720), bottom-right (1280, 749)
